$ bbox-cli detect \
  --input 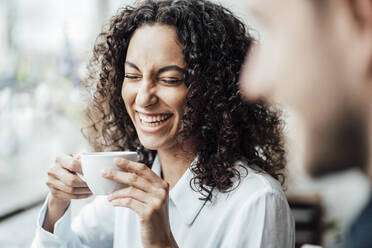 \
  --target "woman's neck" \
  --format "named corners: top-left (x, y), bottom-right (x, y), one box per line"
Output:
top-left (157, 142), bottom-right (196, 189)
